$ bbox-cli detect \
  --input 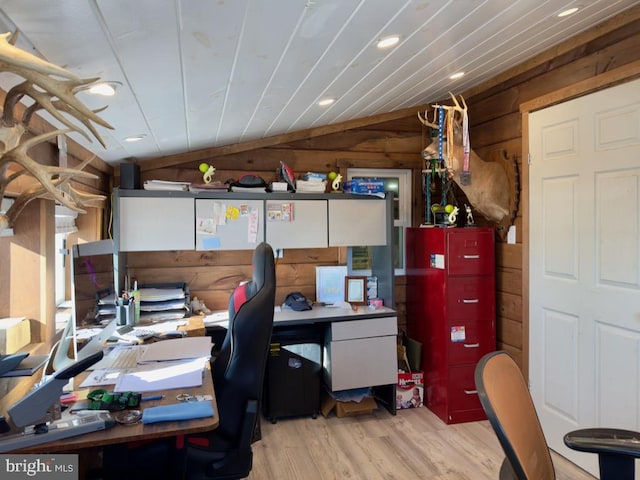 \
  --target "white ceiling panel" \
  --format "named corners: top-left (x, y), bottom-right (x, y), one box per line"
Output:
top-left (0, 0), bottom-right (636, 166)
